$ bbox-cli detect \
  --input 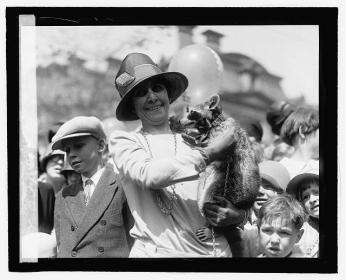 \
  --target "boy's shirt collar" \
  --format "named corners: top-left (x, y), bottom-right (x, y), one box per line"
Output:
top-left (81, 166), bottom-right (105, 189)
